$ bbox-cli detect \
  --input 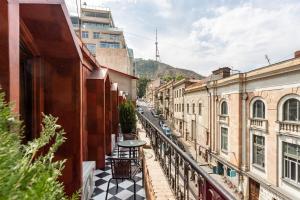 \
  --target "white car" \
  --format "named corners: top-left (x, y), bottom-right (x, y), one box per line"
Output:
top-left (137, 107), bottom-right (144, 114)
